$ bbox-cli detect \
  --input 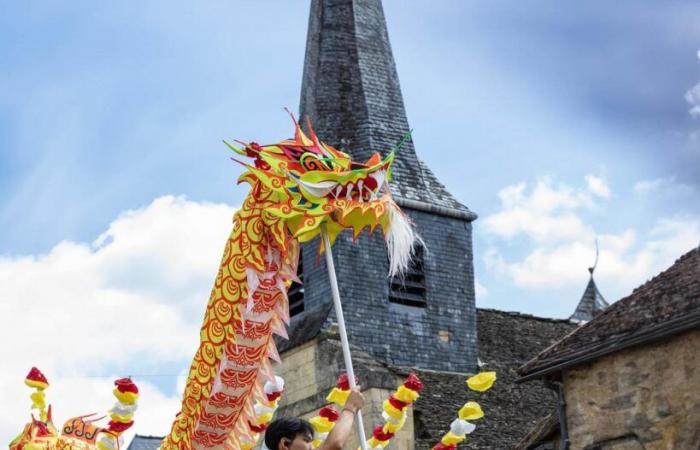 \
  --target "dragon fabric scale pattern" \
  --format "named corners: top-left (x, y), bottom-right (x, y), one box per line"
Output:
top-left (161, 116), bottom-right (419, 450)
